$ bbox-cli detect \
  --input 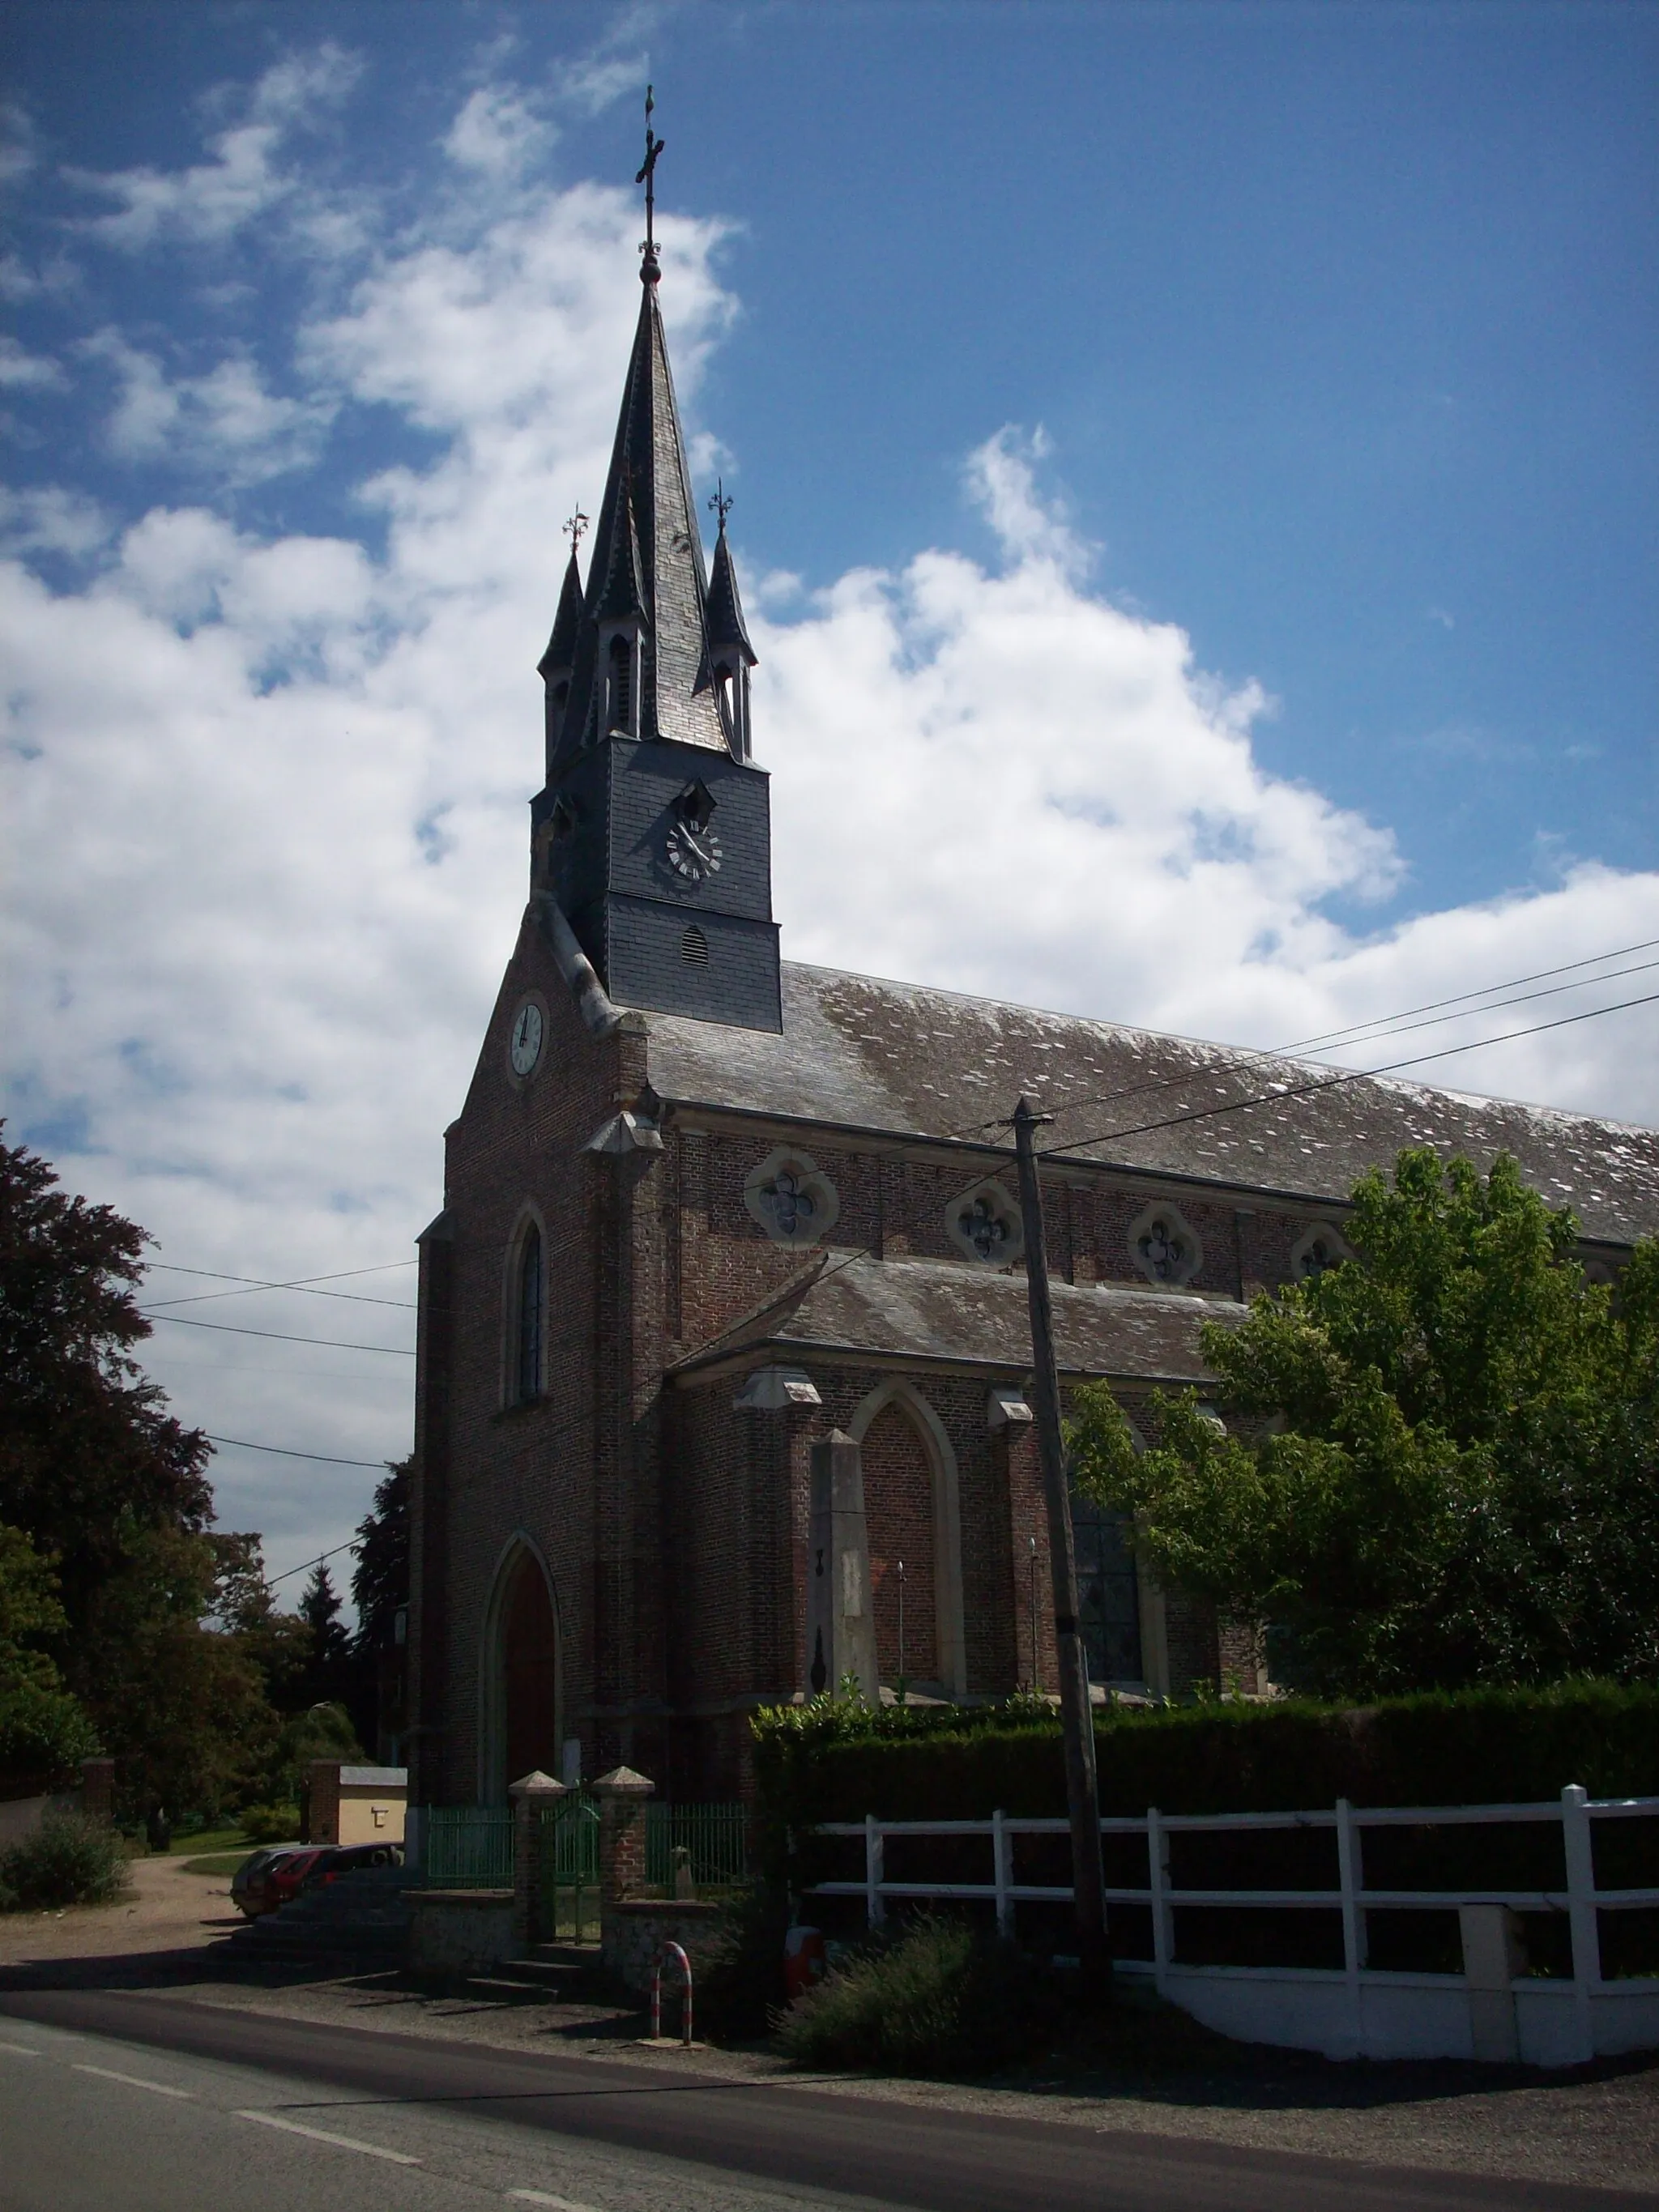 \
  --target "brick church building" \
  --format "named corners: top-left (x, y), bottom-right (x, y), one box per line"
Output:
top-left (405, 224), bottom-right (1659, 1809)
